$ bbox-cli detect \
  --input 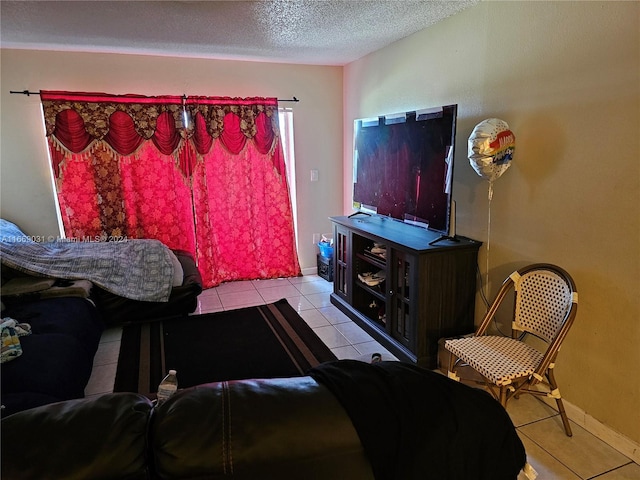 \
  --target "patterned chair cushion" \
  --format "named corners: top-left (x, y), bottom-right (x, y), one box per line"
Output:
top-left (445, 336), bottom-right (543, 386)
